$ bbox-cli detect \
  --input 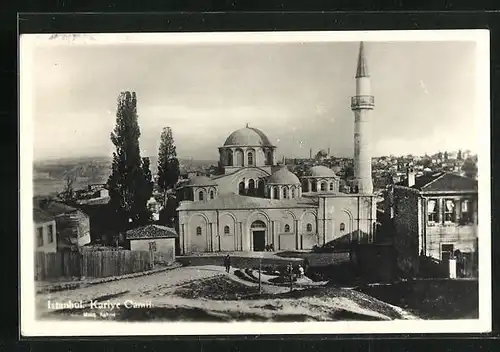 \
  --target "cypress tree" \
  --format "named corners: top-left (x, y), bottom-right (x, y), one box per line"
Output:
top-left (107, 91), bottom-right (152, 229)
top-left (157, 127), bottom-right (180, 206)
